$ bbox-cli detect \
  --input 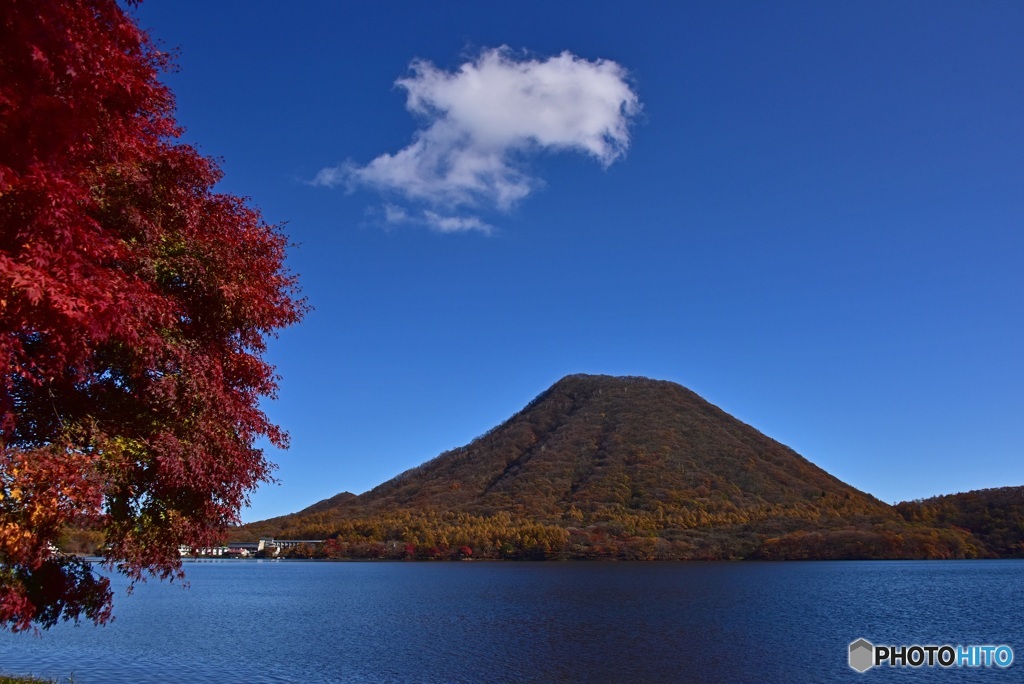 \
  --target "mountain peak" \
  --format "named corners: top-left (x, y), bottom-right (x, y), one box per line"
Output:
top-left (242, 375), bottom-right (988, 560)
top-left (264, 374), bottom-right (885, 529)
